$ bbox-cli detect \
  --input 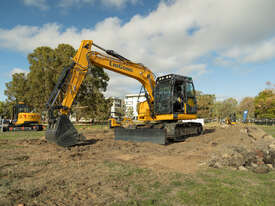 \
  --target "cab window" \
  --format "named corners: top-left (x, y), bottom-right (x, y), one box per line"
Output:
top-left (186, 82), bottom-right (195, 97)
